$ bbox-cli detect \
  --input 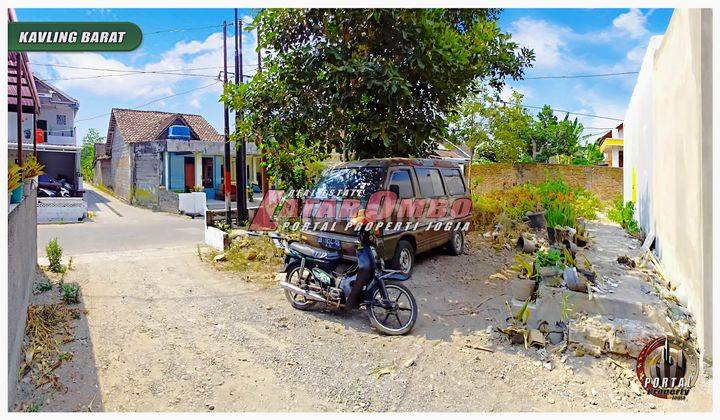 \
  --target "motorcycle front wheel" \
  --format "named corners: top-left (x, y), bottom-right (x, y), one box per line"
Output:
top-left (366, 281), bottom-right (417, 335)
